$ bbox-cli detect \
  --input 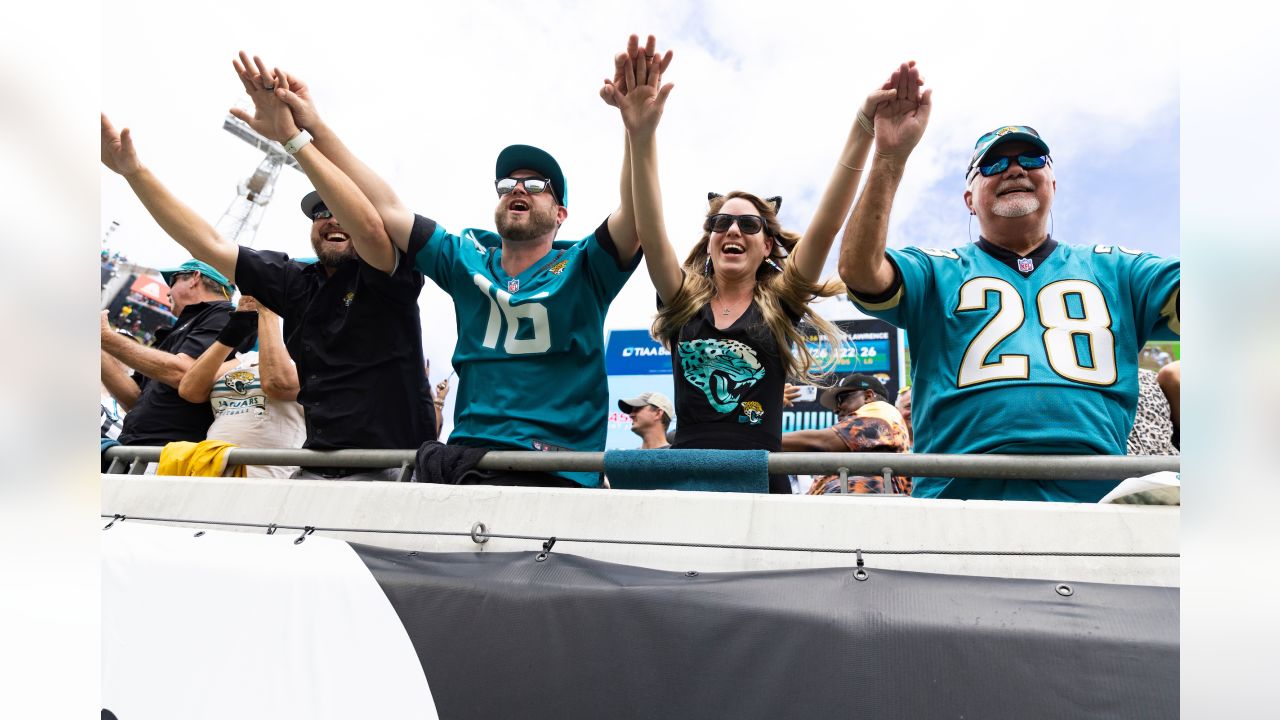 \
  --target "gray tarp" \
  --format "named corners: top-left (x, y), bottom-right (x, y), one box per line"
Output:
top-left (356, 546), bottom-right (1179, 719)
